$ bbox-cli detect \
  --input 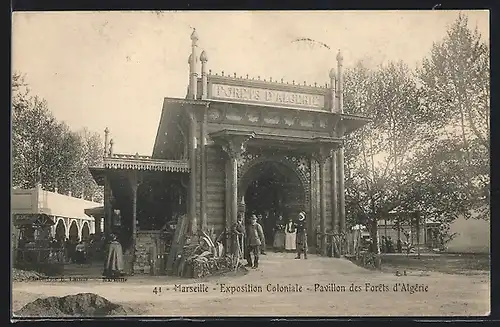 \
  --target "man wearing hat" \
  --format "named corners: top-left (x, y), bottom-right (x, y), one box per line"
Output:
top-left (295, 211), bottom-right (308, 259)
top-left (246, 214), bottom-right (265, 268)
